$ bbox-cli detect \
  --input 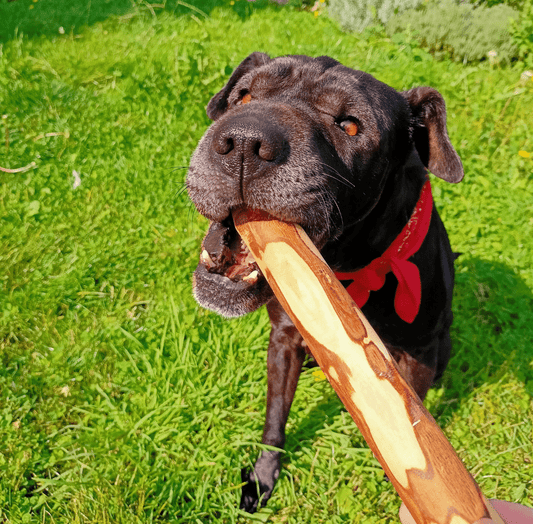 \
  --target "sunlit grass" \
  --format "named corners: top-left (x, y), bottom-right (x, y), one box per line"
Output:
top-left (0, 2), bottom-right (532, 522)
